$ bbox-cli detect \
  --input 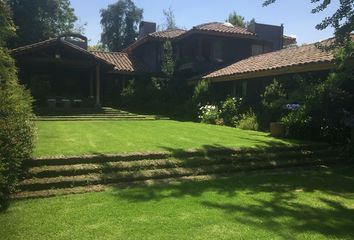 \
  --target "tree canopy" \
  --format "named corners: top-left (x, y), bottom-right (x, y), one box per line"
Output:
top-left (100, 0), bottom-right (143, 52)
top-left (227, 11), bottom-right (247, 28)
top-left (0, 0), bottom-right (15, 47)
top-left (163, 6), bottom-right (177, 30)
top-left (6, 0), bottom-right (78, 48)
top-left (263, 0), bottom-right (354, 48)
